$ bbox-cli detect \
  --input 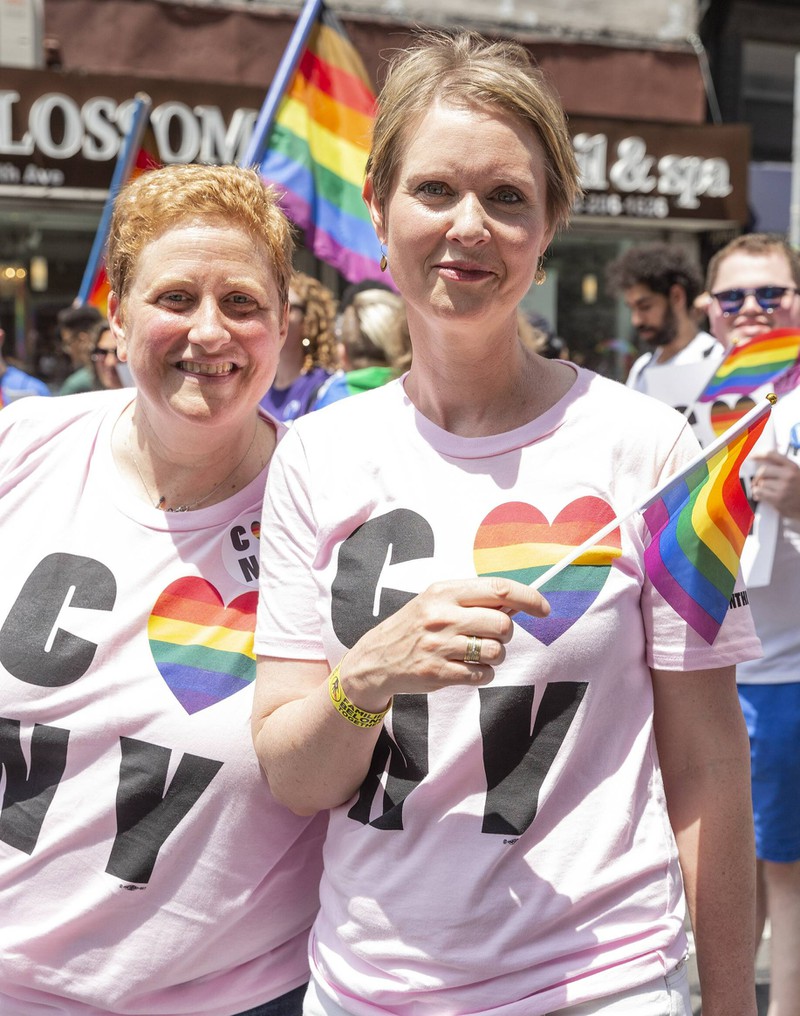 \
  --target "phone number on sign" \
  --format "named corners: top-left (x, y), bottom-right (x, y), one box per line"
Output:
top-left (572, 193), bottom-right (670, 218)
